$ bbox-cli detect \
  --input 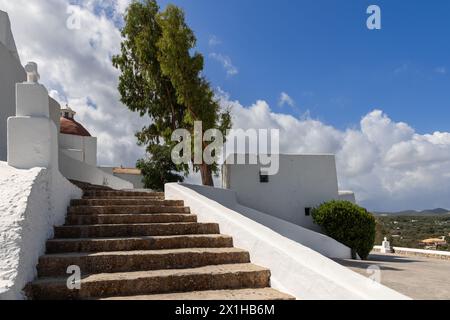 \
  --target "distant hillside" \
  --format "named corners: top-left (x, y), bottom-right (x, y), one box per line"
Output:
top-left (374, 208), bottom-right (450, 217)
